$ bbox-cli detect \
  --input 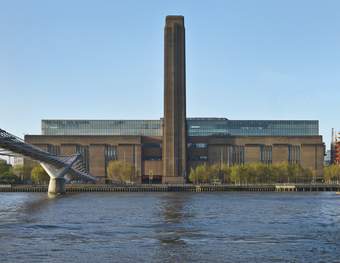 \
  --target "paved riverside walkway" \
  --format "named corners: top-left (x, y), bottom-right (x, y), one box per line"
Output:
top-left (0, 183), bottom-right (340, 192)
